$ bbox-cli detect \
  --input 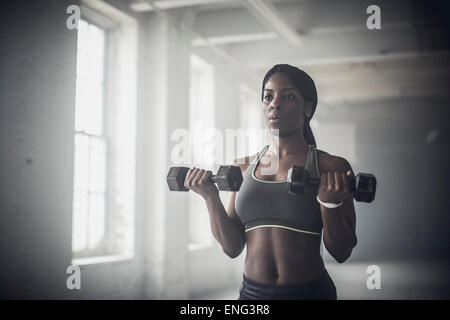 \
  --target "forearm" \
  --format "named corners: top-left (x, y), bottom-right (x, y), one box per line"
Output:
top-left (320, 205), bottom-right (356, 262)
top-left (204, 193), bottom-right (245, 258)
